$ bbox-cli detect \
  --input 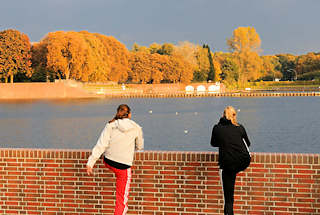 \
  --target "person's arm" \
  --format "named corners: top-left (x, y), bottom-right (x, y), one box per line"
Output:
top-left (86, 123), bottom-right (111, 175)
top-left (210, 125), bottom-right (220, 147)
top-left (241, 125), bottom-right (251, 147)
top-left (135, 126), bottom-right (144, 151)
